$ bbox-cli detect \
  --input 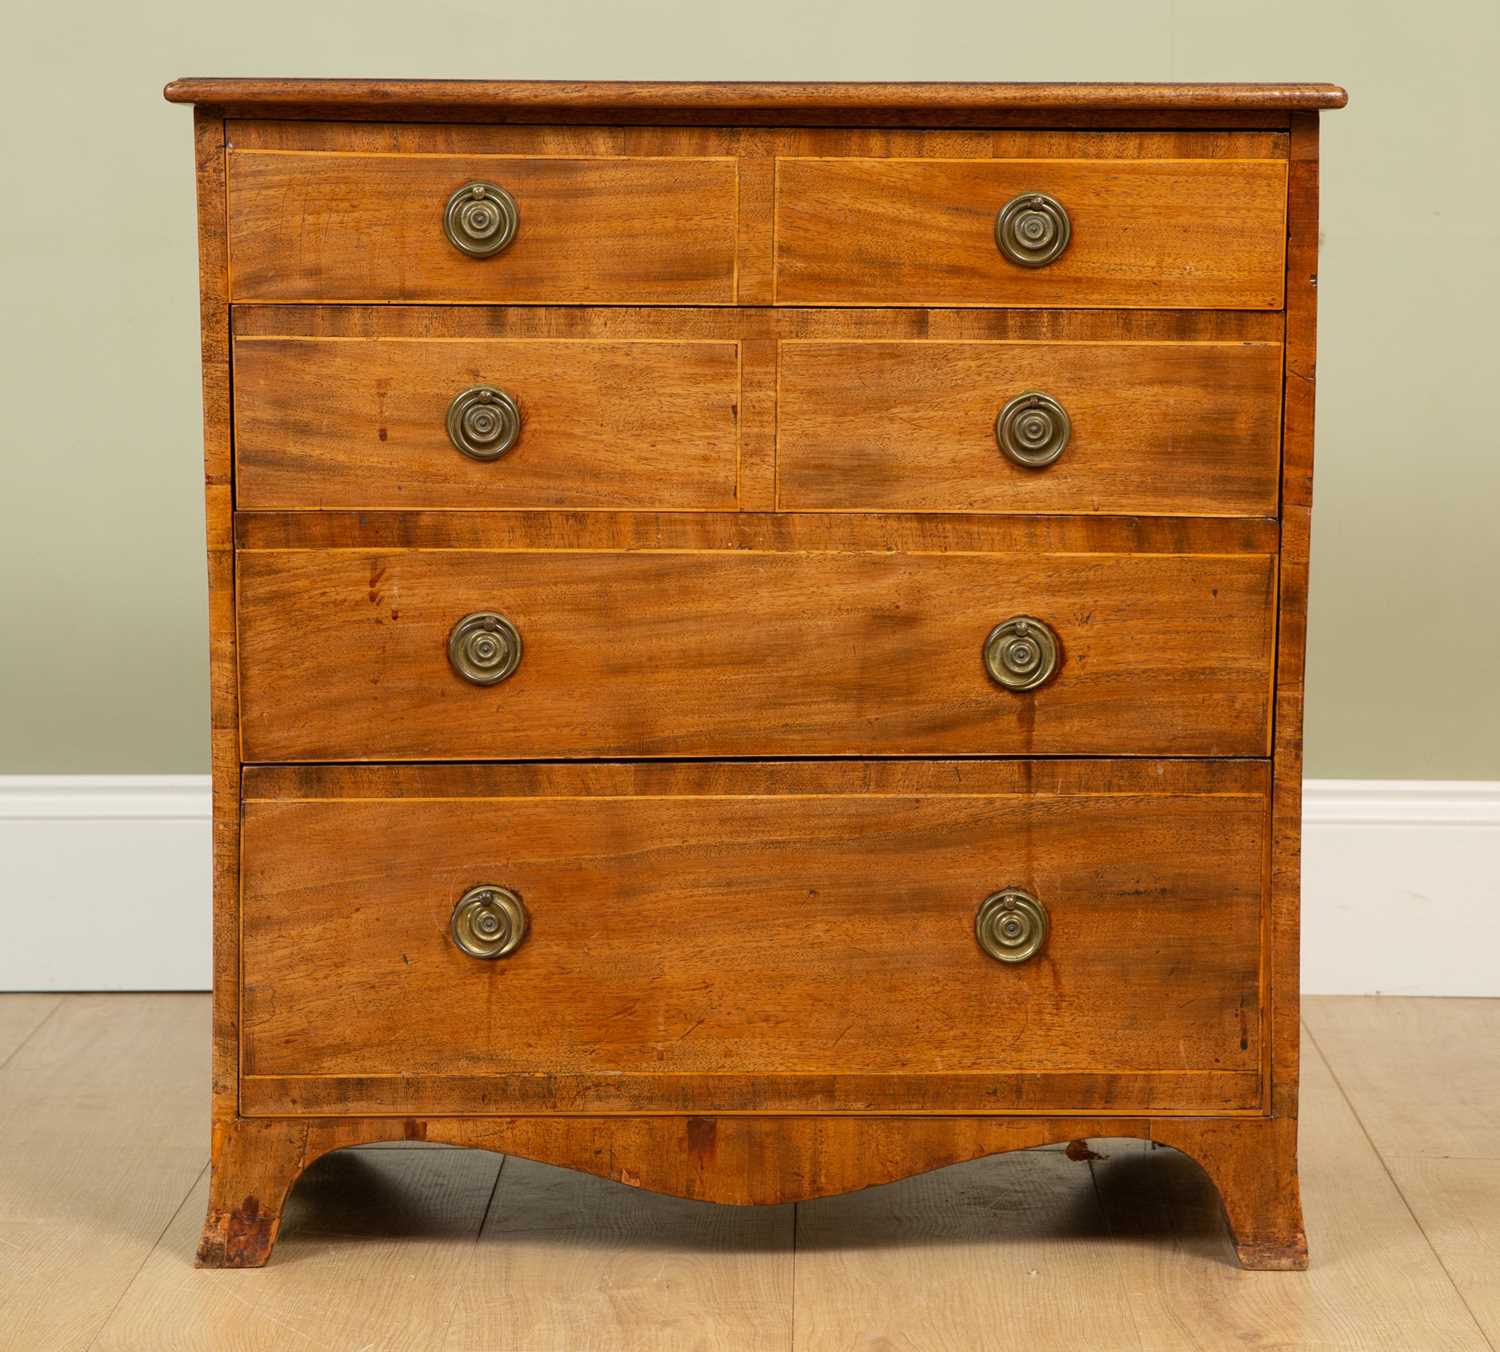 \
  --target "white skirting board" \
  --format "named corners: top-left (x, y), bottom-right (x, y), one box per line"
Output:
top-left (1, 776), bottom-right (1497, 995)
